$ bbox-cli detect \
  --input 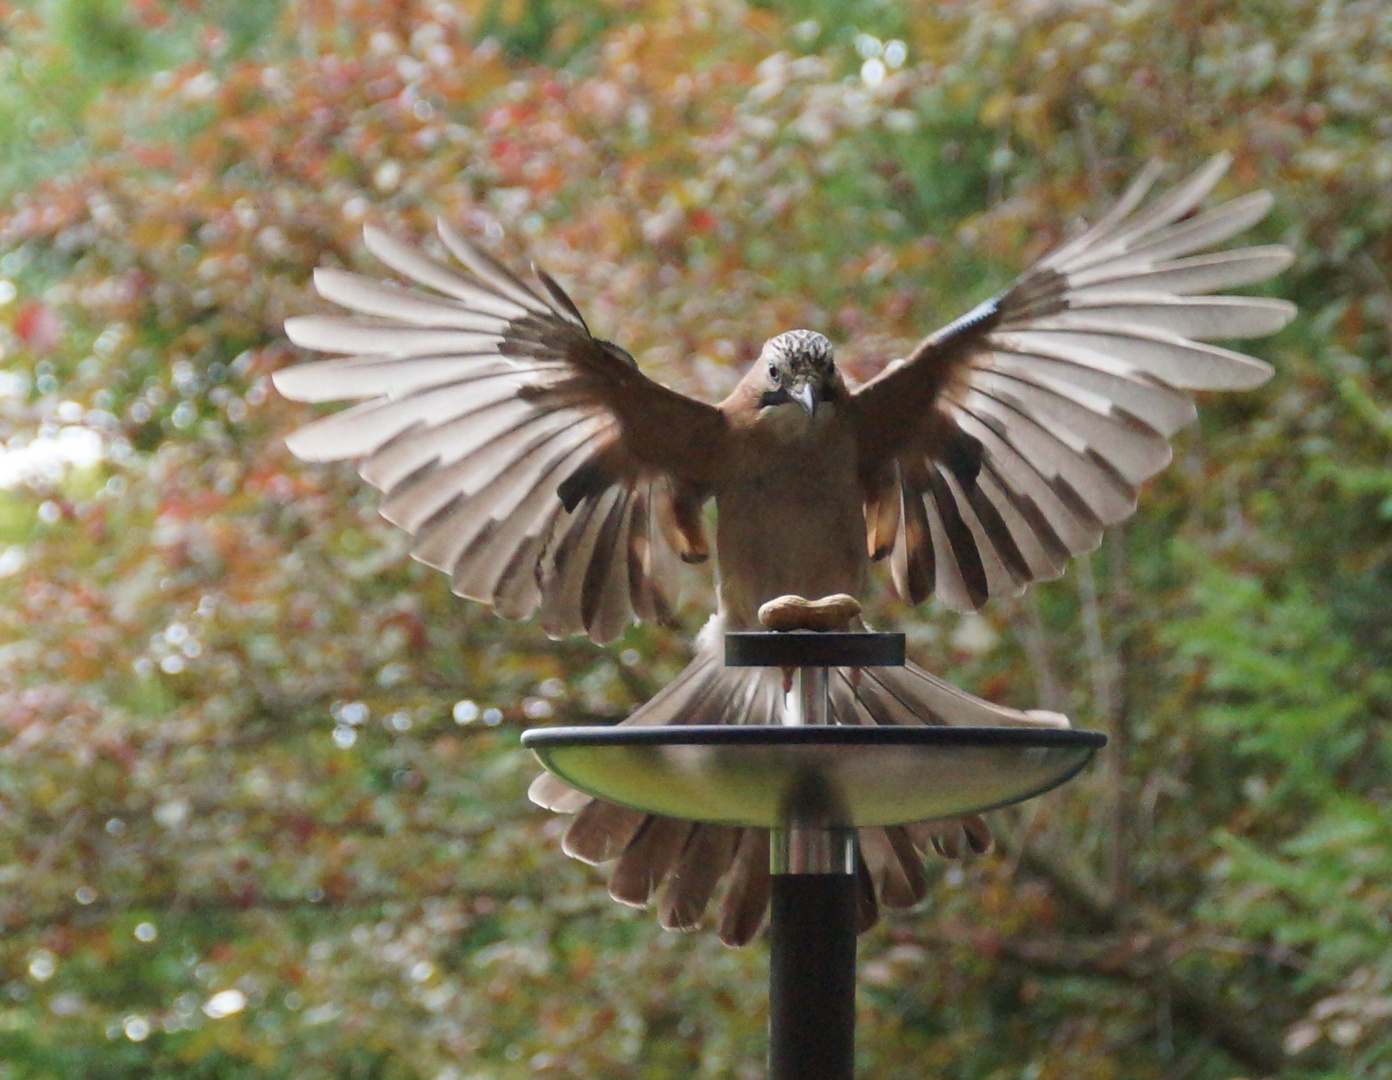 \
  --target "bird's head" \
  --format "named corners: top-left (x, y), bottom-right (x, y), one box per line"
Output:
top-left (757, 329), bottom-right (836, 417)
